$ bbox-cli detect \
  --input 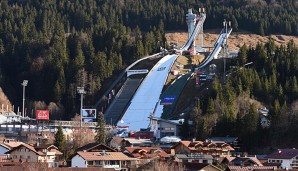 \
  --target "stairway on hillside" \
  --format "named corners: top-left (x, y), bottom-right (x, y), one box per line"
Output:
top-left (104, 78), bottom-right (142, 125)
